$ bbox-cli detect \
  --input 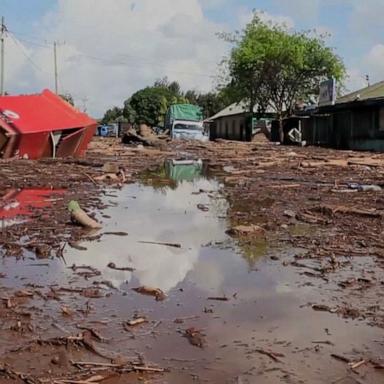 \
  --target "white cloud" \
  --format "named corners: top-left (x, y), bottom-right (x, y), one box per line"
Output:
top-left (363, 44), bottom-right (384, 83)
top-left (5, 0), bottom-right (228, 116)
top-left (200, 0), bottom-right (229, 10)
top-left (345, 68), bottom-right (368, 94)
top-left (237, 8), bottom-right (295, 30)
